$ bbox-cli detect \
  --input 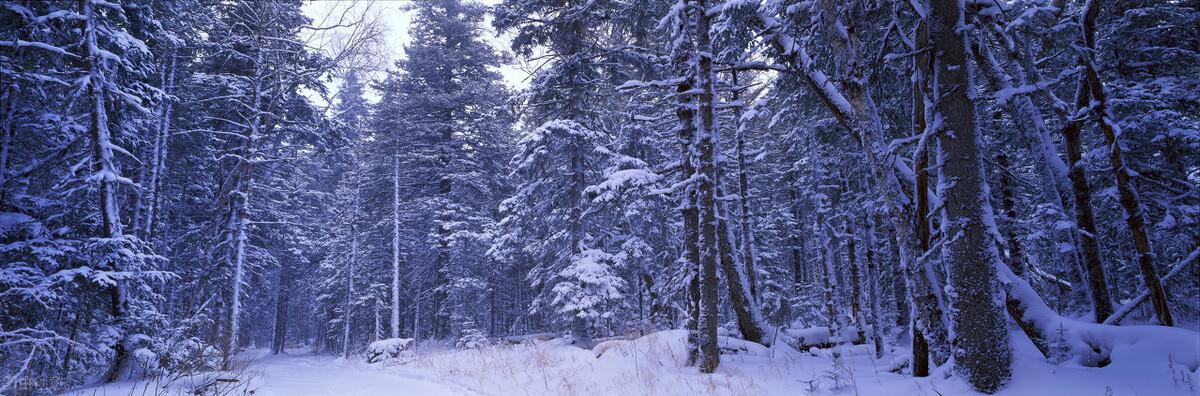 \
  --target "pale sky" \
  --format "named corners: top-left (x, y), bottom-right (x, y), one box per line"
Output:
top-left (301, 0), bottom-right (531, 106)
